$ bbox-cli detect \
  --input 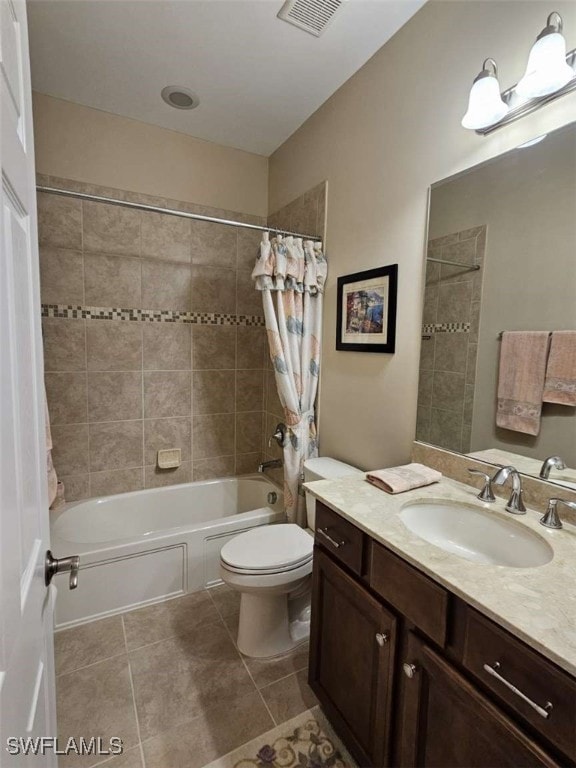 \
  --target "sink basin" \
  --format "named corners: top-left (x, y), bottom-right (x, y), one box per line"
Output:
top-left (400, 502), bottom-right (553, 567)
